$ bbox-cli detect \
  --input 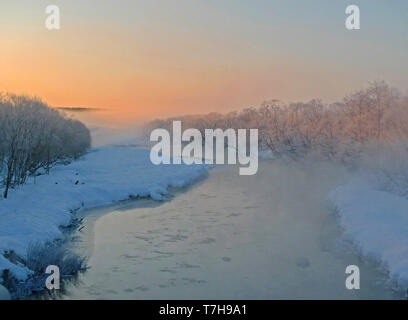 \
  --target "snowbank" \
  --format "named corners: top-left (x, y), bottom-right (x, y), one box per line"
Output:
top-left (330, 177), bottom-right (408, 284)
top-left (0, 284), bottom-right (11, 300)
top-left (0, 146), bottom-right (208, 280)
